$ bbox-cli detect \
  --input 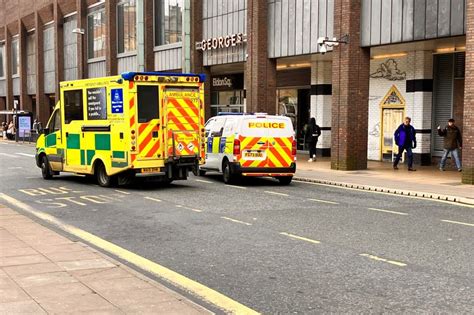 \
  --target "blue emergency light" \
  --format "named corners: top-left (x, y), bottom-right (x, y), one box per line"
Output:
top-left (121, 71), bottom-right (206, 82)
